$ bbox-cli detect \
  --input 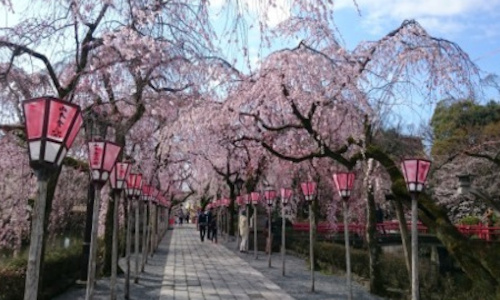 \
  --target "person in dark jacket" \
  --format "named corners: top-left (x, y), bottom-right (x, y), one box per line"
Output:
top-left (209, 211), bottom-right (218, 243)
top-left (198, 211), bottom-right (208, 242)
